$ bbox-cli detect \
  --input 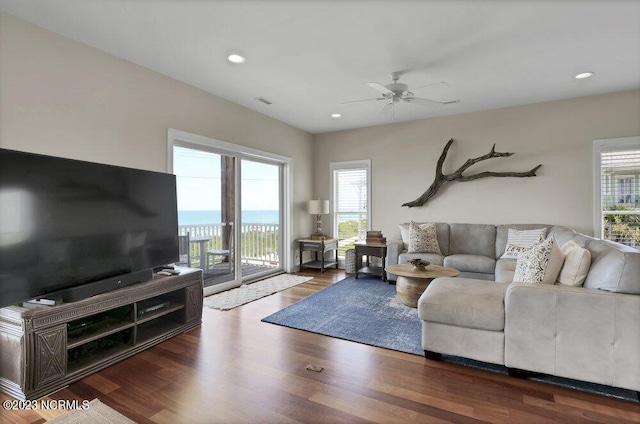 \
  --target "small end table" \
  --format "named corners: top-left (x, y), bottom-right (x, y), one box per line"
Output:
top-left (298, 238), bottom-right (338, 272)
top-left (355, 243), bottom-right (388, 281)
